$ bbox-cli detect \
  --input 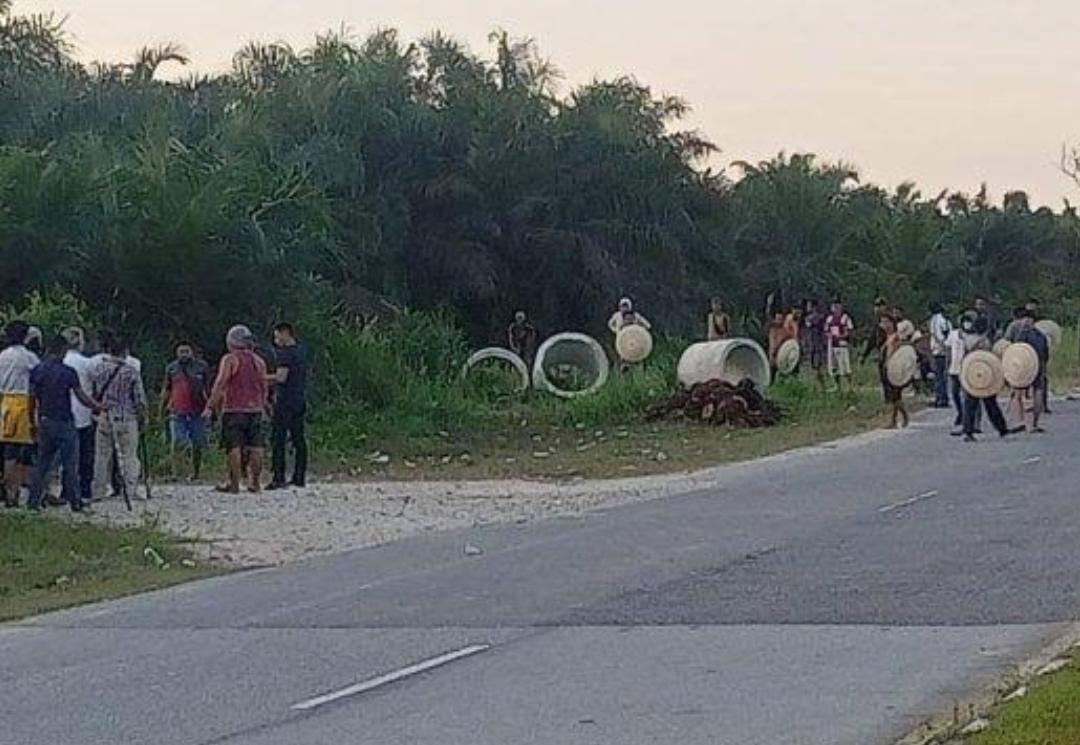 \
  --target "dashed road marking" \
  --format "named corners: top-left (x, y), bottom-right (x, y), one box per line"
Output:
top-left (291, 644), bottom-right (491, 711)
top-left (878, 490), bottom-right (939, 514)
